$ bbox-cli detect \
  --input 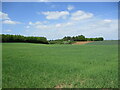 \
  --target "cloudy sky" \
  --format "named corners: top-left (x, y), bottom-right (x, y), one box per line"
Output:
top-left (1, 2), bottom-right (118, 40)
